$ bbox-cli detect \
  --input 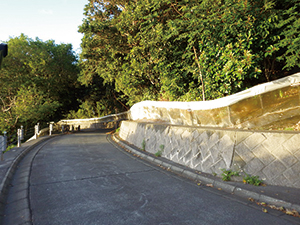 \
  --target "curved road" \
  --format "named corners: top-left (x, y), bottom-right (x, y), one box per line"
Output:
top-left (3, 130), bottom-right (297, 225)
